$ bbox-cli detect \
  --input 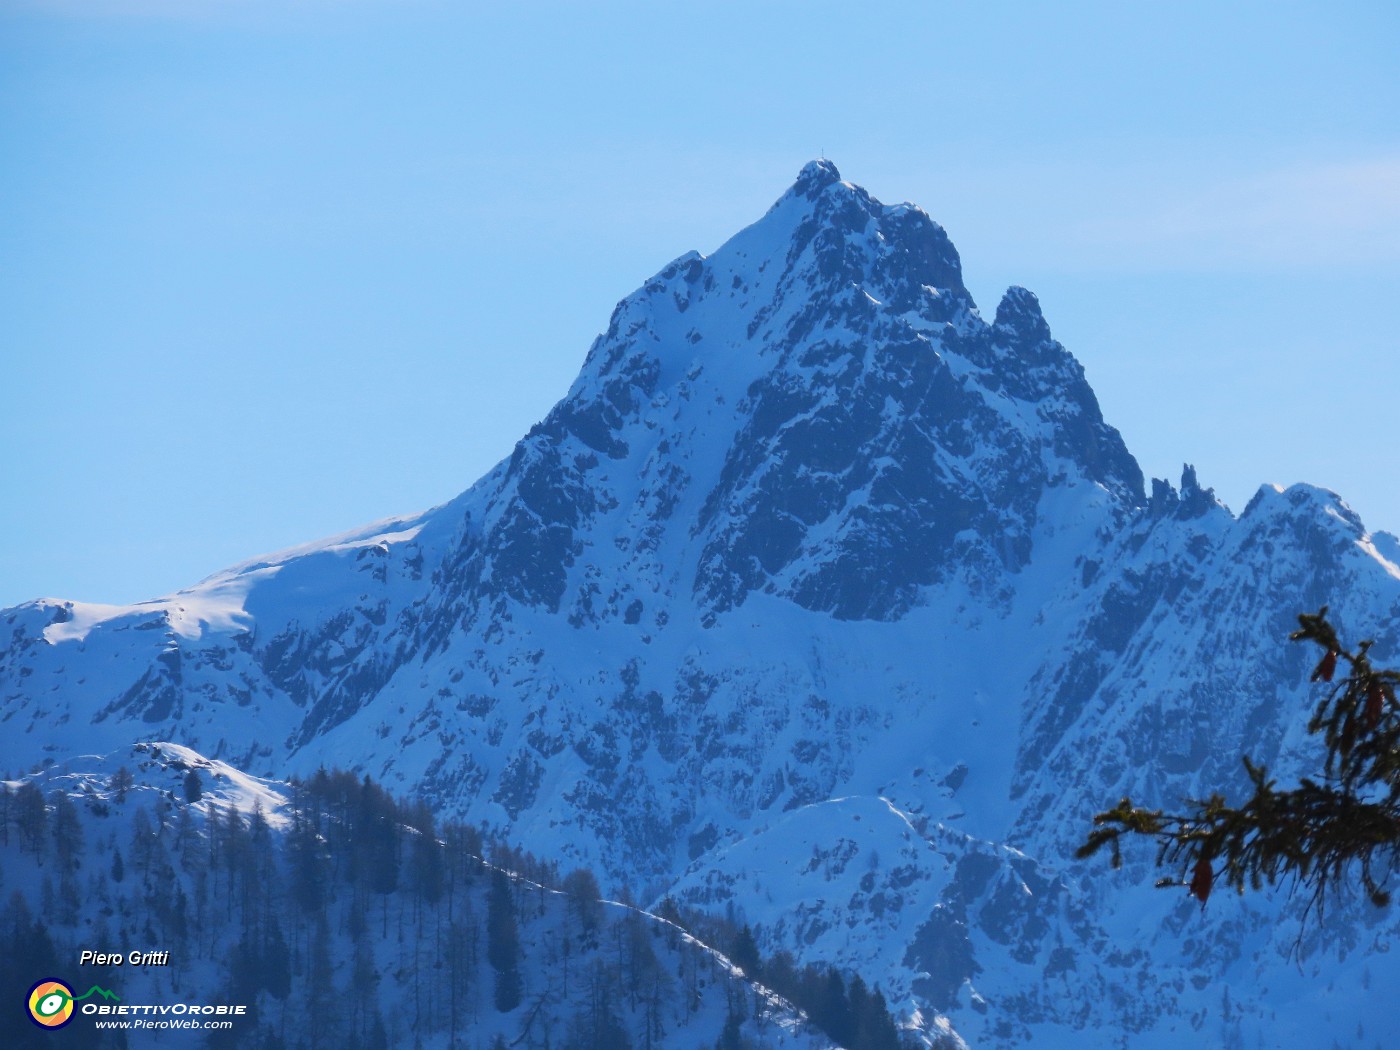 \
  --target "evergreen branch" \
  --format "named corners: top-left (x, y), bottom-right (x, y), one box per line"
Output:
top-left (1079, 606), bottom-right (1400, 917)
